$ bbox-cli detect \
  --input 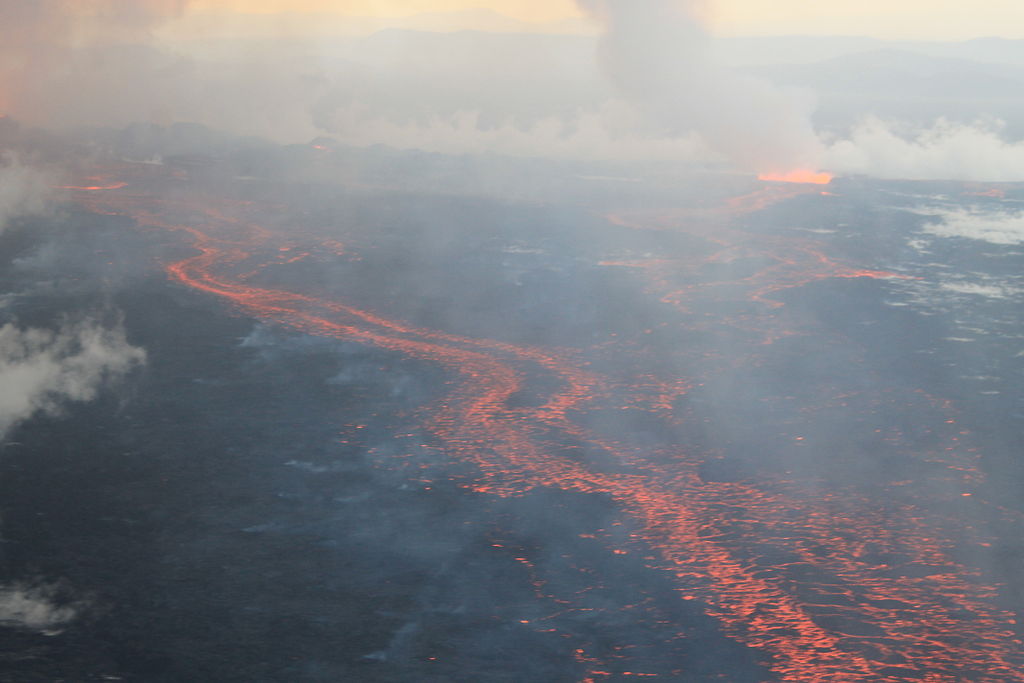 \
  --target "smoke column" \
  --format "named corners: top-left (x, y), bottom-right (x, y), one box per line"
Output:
top-left (577, 0), bottom-right (824, 175)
